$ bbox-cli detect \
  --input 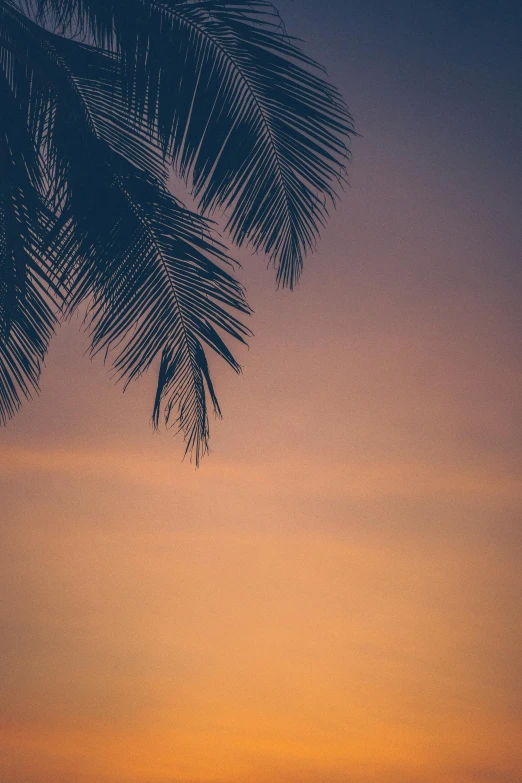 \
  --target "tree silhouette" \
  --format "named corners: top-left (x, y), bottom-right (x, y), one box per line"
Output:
top-left (0, 0), bottom-right (354, 461)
